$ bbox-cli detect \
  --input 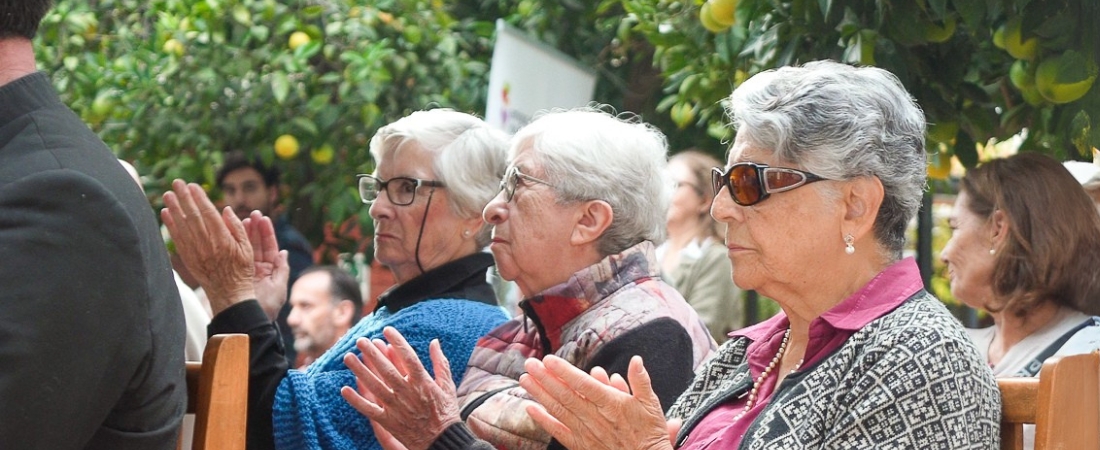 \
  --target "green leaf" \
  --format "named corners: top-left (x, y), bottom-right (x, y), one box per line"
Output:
top-left (954, 131), bottom-right (978, 168)
top-left (232, 4), bottom-right (251, 26)
top-left (1069, 109), bottom-right (1092, 158)
top-left (271, 71), bottom-right (290, 104)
